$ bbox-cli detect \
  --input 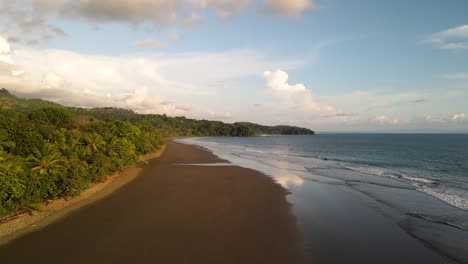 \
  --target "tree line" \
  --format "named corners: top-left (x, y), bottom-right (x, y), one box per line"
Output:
top-left (0, 89), bottom-right (313, 216)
